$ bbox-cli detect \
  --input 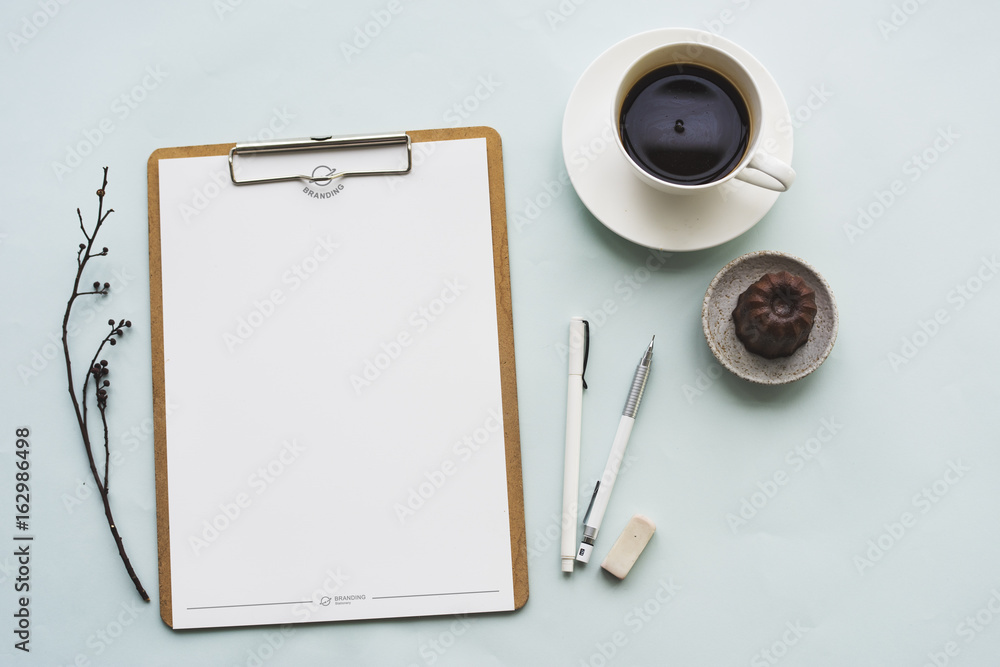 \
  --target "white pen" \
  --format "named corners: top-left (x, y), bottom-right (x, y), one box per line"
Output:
top-left (577, 336), bottom-right (654, 564)
top-left (561, 318), bottom-right (589, 573)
